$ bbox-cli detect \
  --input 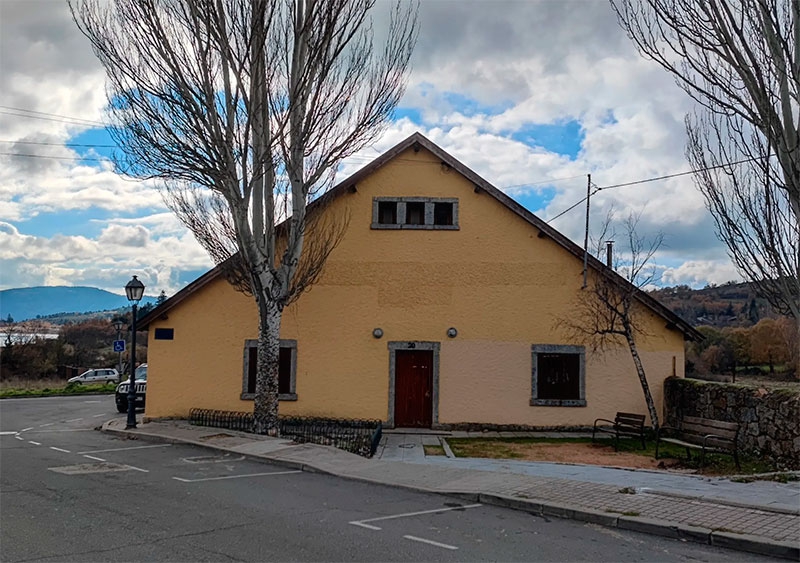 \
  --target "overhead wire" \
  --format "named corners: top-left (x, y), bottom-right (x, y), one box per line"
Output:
top-left (0, 106), bottom-right (105, 128)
